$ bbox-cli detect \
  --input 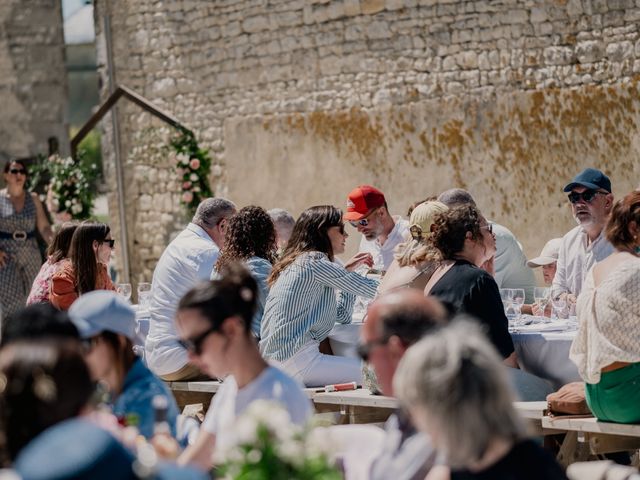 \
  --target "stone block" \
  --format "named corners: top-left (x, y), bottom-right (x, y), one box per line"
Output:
top-left (606, 40), bottom-right (633, 61)
top-left (344, 0), bottom-right (361, 16)
top-left (385, 0), bottom-right (405, 11)
top-left (242, 15), bottom-right (270, 33)
top-left (543, 46), bottom-right (575, 65)
top-left (151, 78), bottom-right (177, 97)
top-left (361, 0), bottom-right (385, 15)
top-left (567, 0), bottom-right (583, 16)
top-left (576, 40), bottom-right (604, 63)
top-left (530, 7), bottom-right (548, 23)
top-left (366, 21), bottom-right (392, 39)
top-left (457, 51), bottom-right (478, 69)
